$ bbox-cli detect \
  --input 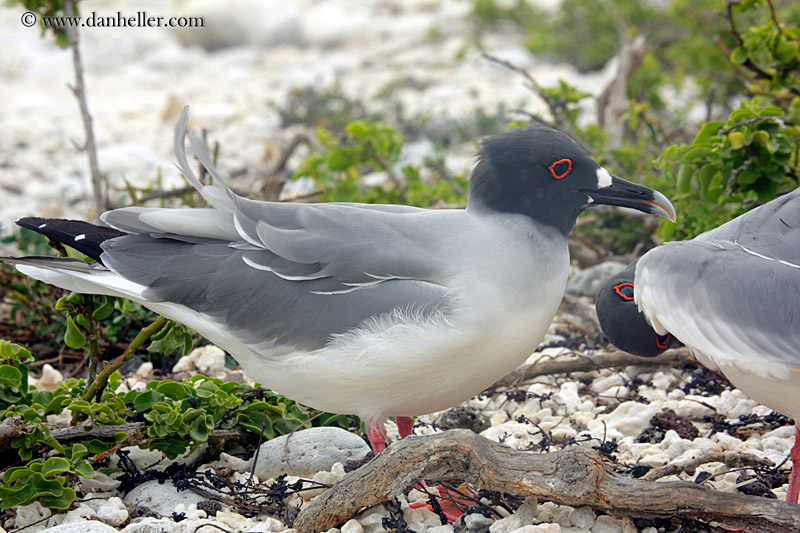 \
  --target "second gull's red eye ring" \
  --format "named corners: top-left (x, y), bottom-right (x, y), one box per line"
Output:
top-left (613, 282), bottom-right (635, 301)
